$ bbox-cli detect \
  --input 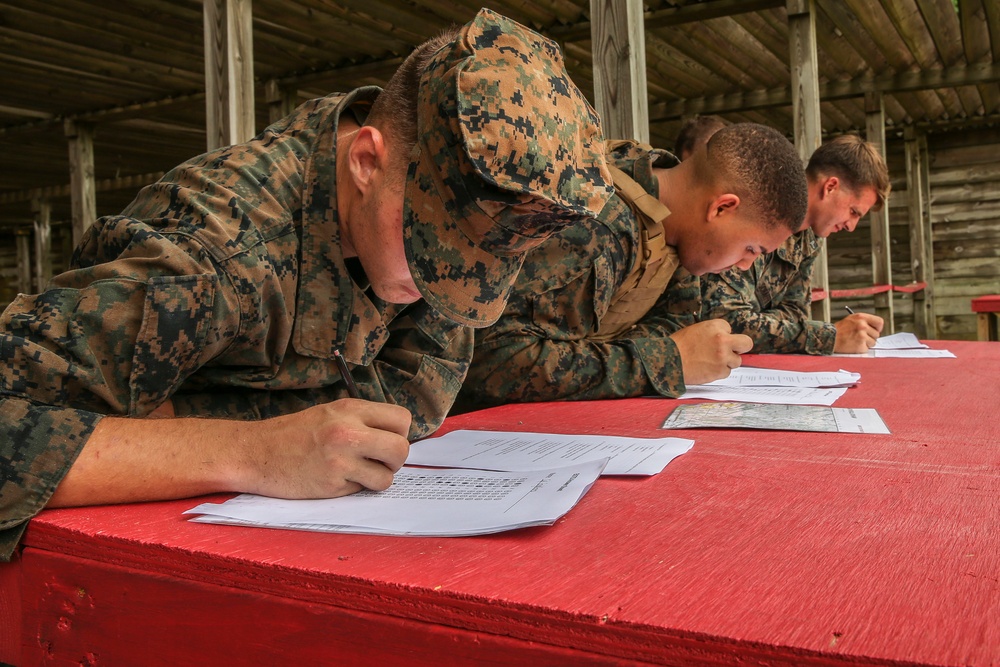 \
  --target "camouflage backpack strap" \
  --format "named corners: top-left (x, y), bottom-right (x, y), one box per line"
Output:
top-left (593, 162), bottom-right (680, 341)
